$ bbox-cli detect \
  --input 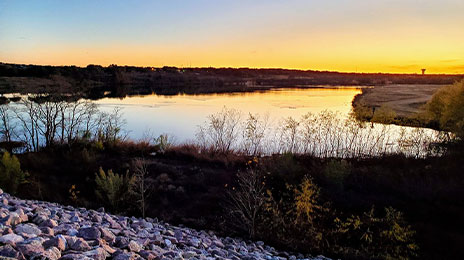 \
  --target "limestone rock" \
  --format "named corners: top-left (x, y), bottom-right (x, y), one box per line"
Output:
top-left (14, 223), bottom-right (42, 238)
top-left (128, 240), bottom-right (142, 252)
top-left (0, 244), bottom-right (22, 259)
top-left (83, 247), bottom-right (109, 260)
top-left (16, 239), bottom-right (45, 258)
top-left (100, 227), bottom-right (115, 243)
top-left (0, 233), bottom-right (24, 245)
top-left (0, 191), bottom-right (329, 260)
top-left (78, 226), bottom-right (101, 240)
top-left (69, 237), bottom-right (91, 251)
top-left (43, 235), bottom-right (67, 251)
